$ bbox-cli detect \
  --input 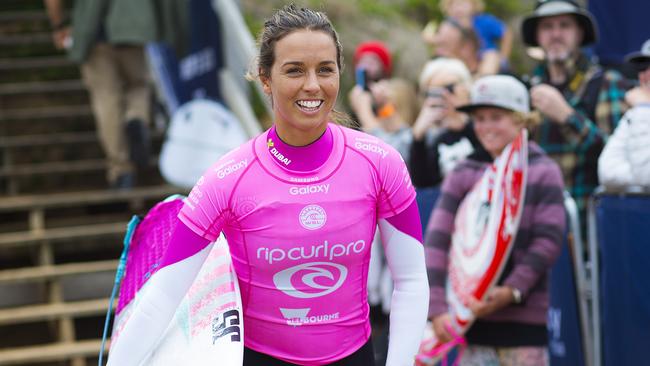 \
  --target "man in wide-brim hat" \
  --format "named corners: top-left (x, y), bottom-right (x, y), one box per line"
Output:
top-left (521, 0), bottom-right (632, 232)
top-left (521, 0), bottom-right (598, 48)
